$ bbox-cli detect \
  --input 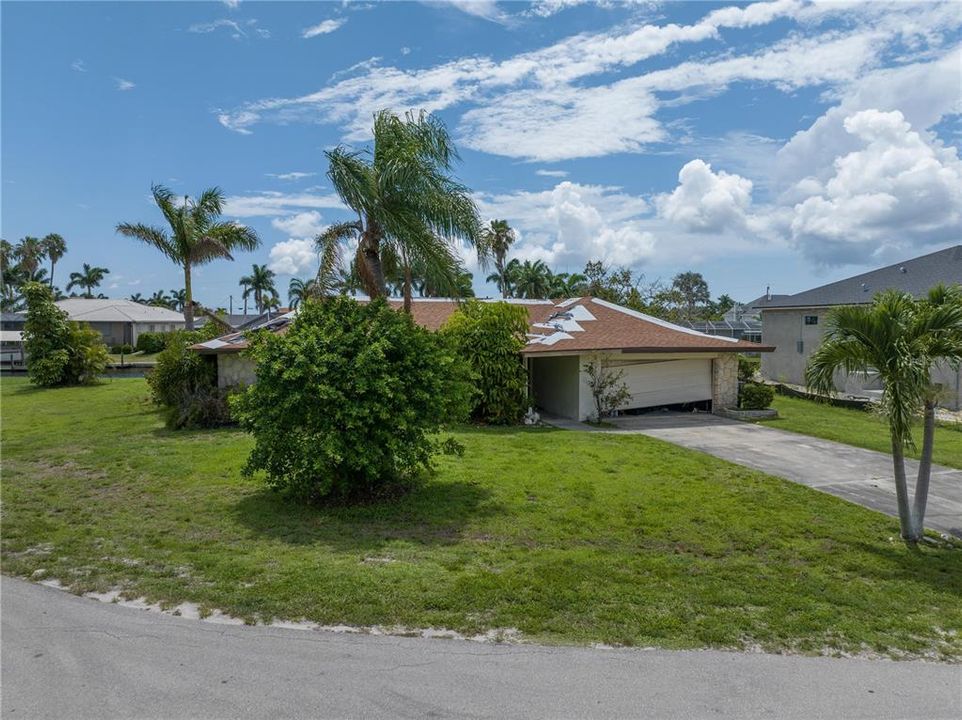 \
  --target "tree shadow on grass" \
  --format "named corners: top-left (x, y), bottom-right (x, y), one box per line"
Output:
top-left (848, 539), bottom-right (962, 597)
top-left (232, 478), bottom-right (503, 553)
